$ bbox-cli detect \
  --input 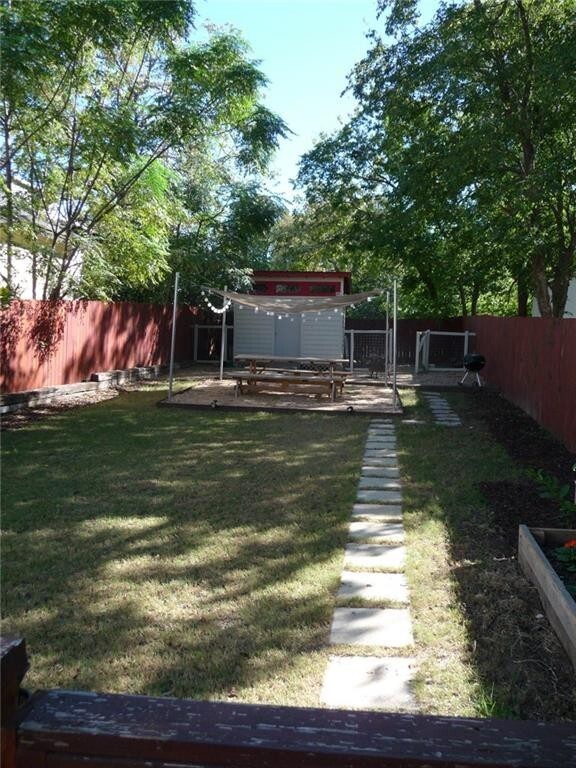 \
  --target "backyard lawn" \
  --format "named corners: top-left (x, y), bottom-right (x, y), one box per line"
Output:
top-left (2, 379), bottom-right (575, 720)
top-left (1, 385), bottom-right (368, 706)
